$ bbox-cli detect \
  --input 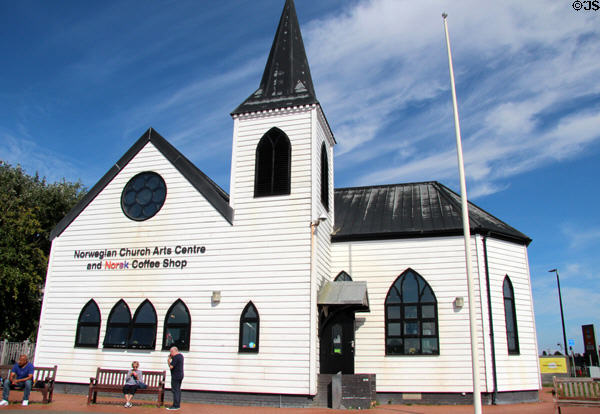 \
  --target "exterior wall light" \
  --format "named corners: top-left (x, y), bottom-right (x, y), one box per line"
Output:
top-left (311, 213), bottom-right (328, 228)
